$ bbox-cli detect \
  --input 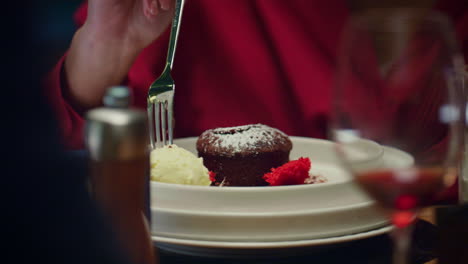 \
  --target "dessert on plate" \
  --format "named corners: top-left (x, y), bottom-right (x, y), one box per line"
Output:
top-left (196, 124), bottom-right (292, 186)
top-left (150, 124), bottom-right (327, 187)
